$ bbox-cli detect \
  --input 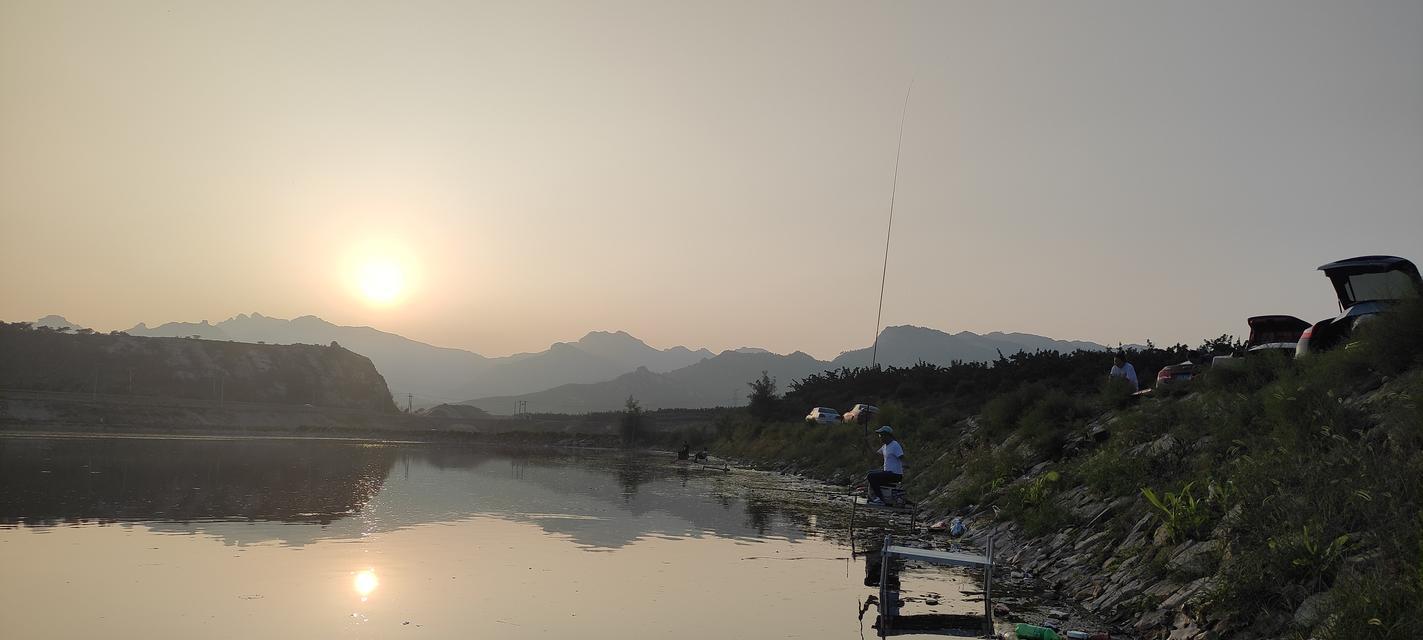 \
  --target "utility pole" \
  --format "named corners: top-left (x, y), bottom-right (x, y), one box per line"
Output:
top-left (407, 393), bottom-right (413, 412)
